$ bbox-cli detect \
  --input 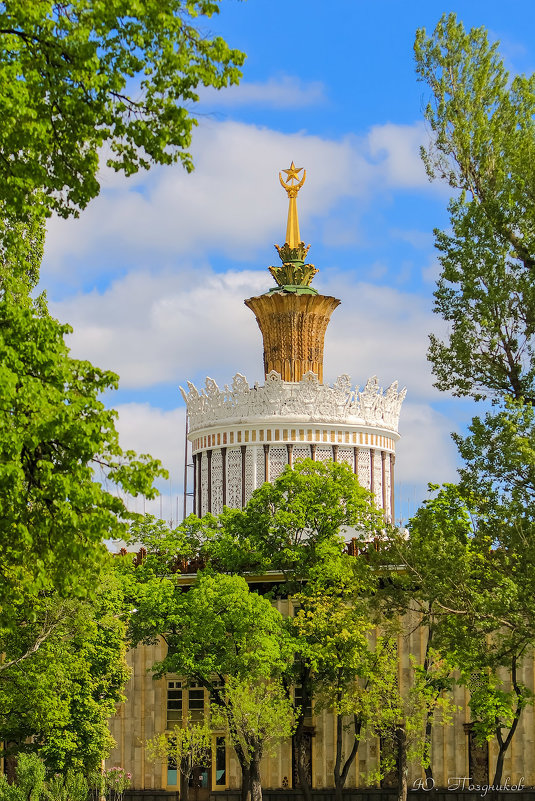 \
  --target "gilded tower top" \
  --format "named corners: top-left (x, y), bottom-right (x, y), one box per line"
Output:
top-left (270, 162), bottom-right (318, 291)
top-left (279, 161), bottom-right (306, 247)
top-left (244, 165), bottom-right (340, 382)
